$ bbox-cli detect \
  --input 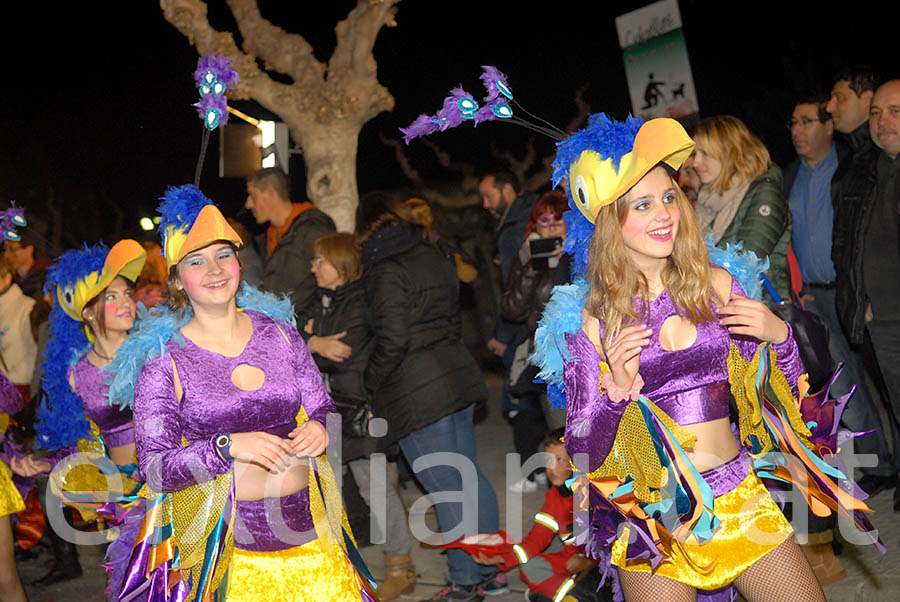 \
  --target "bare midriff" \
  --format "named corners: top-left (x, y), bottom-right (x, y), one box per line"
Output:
top-left (234, 458), bottom-right (310, 501)
top-left (108, 443), bottom-right (138, 468)
top-left (683, 417), bottom-right (741, 472)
